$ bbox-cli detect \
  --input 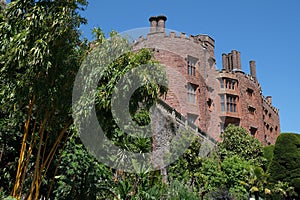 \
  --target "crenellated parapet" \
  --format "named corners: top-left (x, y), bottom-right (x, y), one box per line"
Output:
top-left (262, 95), bottom-right (279, 114)
top-left (134, 30), bottom-right (215, 49)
